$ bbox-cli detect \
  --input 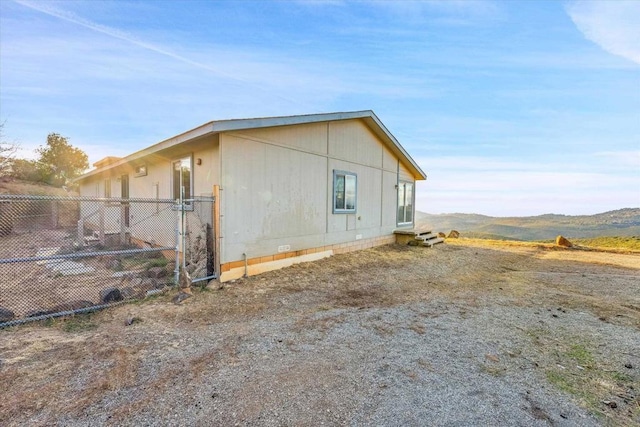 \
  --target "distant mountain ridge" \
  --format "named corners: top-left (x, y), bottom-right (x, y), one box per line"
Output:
top-left (415, 208), bottom-right (640, 241)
